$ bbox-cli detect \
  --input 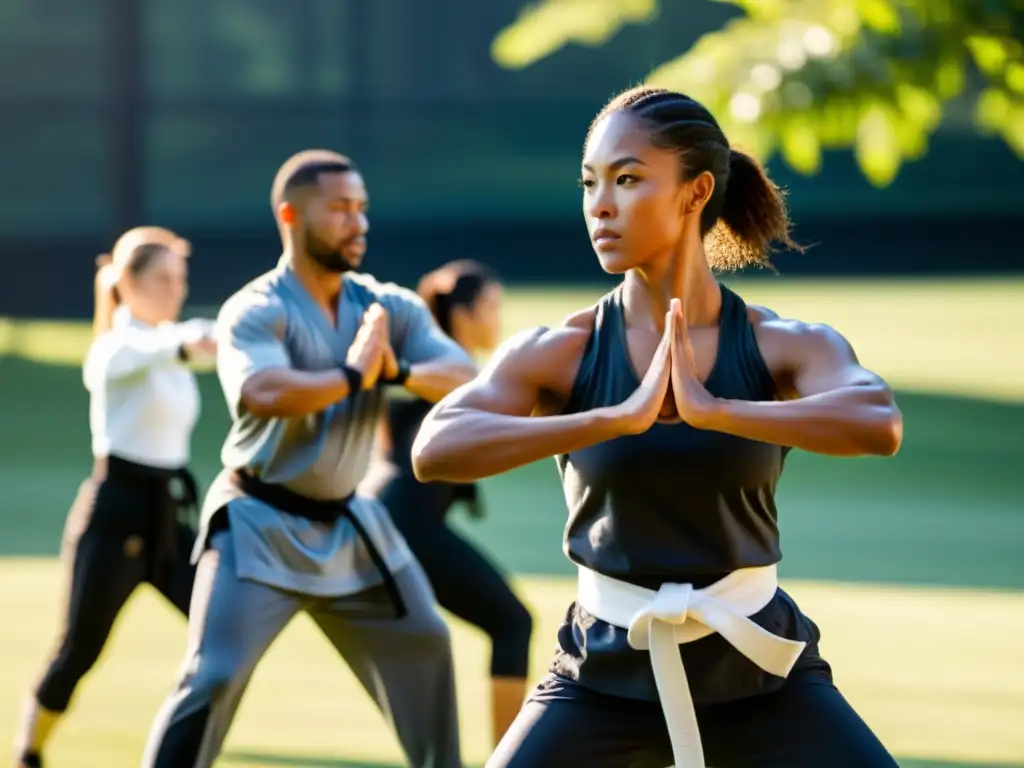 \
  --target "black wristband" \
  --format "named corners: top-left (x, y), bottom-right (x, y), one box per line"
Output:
top-left (389, 359), bottom-right (412, 386)
top-left (340, 364), bottom-right (364, 395)
top-left (177, 344), bottom-right (190, 363)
